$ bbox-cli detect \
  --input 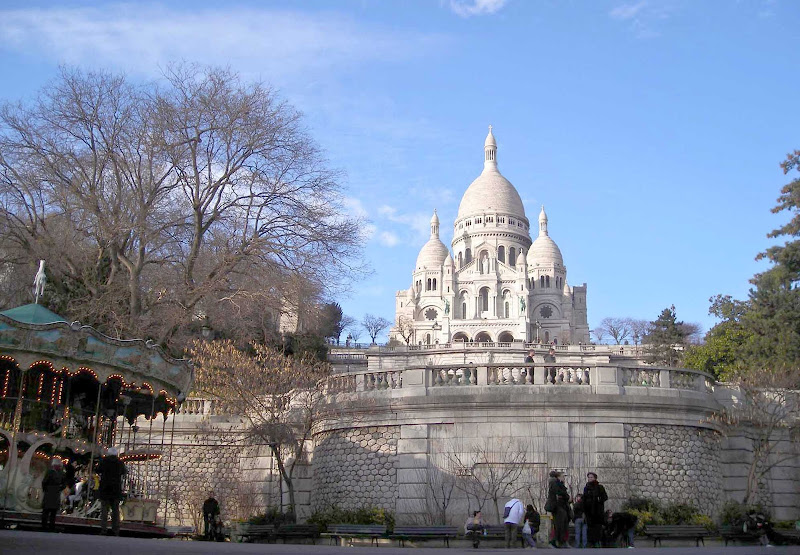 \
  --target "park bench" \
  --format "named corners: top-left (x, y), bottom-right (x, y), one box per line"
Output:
top-left (323, 524), bottom-right (387, 546)
top-left (391, 525), bottom-right (460, 547)
top-left (166, 525), bottom-right (195, 540)
top-left (275, 523), bottom-right (320, 544)
top-left (644, 524), bottom-right (716, 547)
top-left (232, 523), bottom-right (276, 543)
